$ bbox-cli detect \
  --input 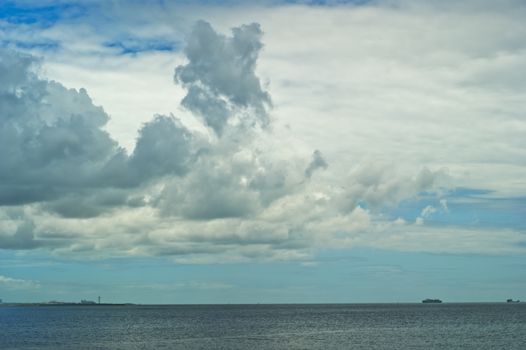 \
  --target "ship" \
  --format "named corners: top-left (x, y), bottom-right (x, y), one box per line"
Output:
top-left (422, 298), bottom-right (442, 303)
top-left (506, 299), bottom-right (520, 303)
